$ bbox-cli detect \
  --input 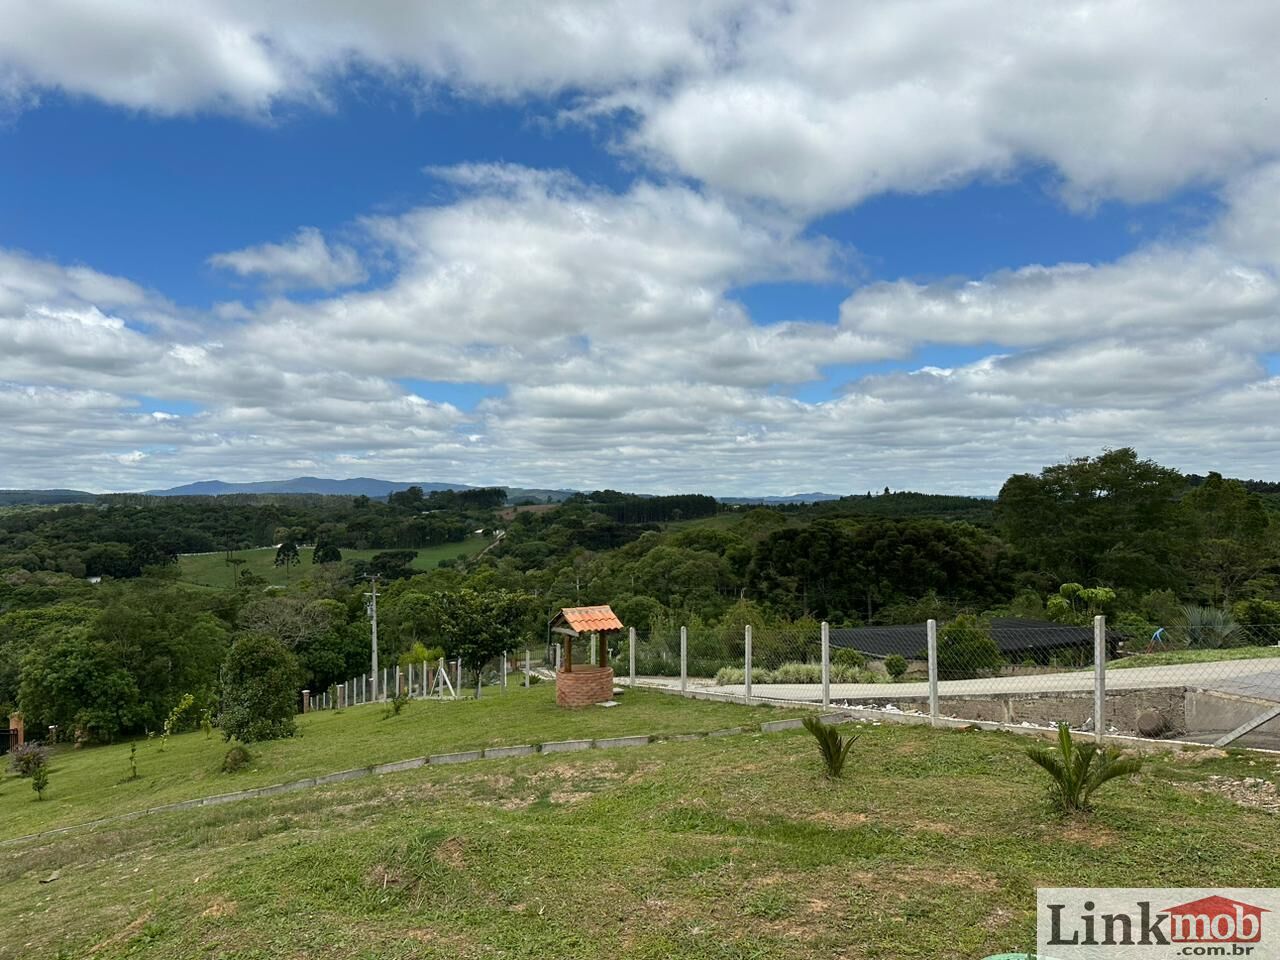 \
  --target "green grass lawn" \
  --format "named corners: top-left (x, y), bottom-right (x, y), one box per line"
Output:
top-left (2, 707), bottom-right (1277, 960)
top-left (179, 538), bottom-right (488, 588)
top-left (0, 686), bottom-right (800, 840)
top-left (1111, 644), bottom-right (1280, 668)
